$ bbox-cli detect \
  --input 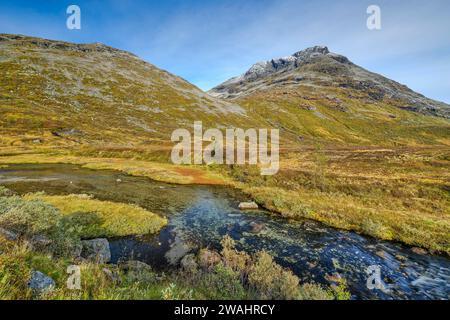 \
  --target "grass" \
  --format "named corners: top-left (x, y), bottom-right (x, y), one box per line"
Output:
top-left (23, 193), bottom-right (167, 238)
top-left (0, 232), bottom-right (338, 300)
top-left (225, 147), bottom-right (450, 254)
top-left (0, 152), bottom-right (230, 185)
top-left (1, 146), bottom-right (449, 254)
